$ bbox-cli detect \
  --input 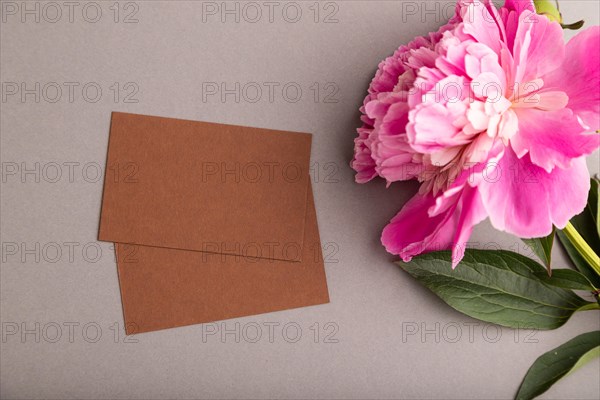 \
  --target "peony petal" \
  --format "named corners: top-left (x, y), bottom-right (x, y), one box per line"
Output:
top-left (511, 10), bottom-right (565, 83)
top-left (369, 49), bottom-right (409, 95)
top-left (461, 2), bottom-right (503, 54)
top-left (351, 126), bottom-right (377, 183)
top-left (504, 0), bottom-right (535, 14)
top-left (381, 192), bottom-right (454, 261)
top-left (526, 90), bottom-right (569, 111)
top-left (498, 108), bottom-right (518, 141)
top-left (542, 26), bottom-right (600, 130)
top-left (465, 130), bottom-right (497, 163)
top-left (471, 72), bottom-right (504, 101)
top-left (510, 108), bottom-right (599, 172)
top-left (367, 96), bottom-right (423, 183)
top-left (479, 147), bottom-right (591, 238)
top-left (450, 185), bottom-right (488, 268)
top-left (382, 172), bottom-right (487, 267)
